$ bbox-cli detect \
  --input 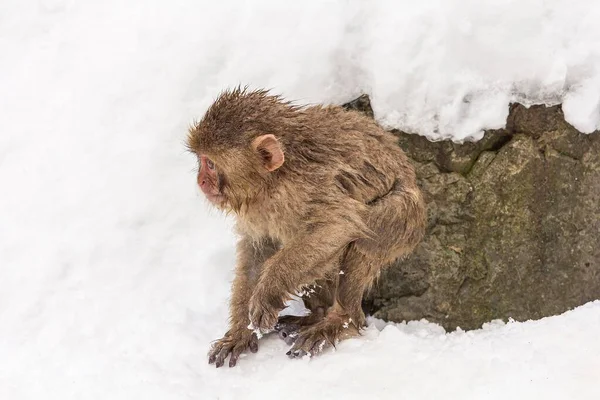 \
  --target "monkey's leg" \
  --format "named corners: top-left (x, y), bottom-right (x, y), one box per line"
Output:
top-left (287, 247), bottom-right (380, 358)
top-left (248, 218), bottom-right (362, 333)
top-left (275, 278), bottom-right (336, 345)
top-left (208, 236), bottom-right (278, 368)
top-left (286, 186), bottom-right (426, 358)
